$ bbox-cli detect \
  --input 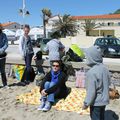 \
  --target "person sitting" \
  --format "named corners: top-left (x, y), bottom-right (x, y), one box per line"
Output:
top-left (38, 60), bottom-right (68, 112)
